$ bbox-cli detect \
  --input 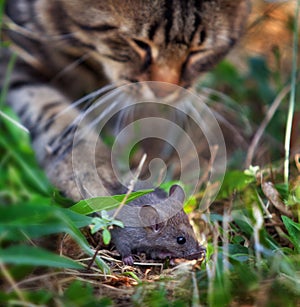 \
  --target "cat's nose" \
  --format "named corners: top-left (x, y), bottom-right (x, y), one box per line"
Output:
top-left (148, 82), bottom-right (178, 98)
top-left (150, 64), bottom-right (181, 97)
